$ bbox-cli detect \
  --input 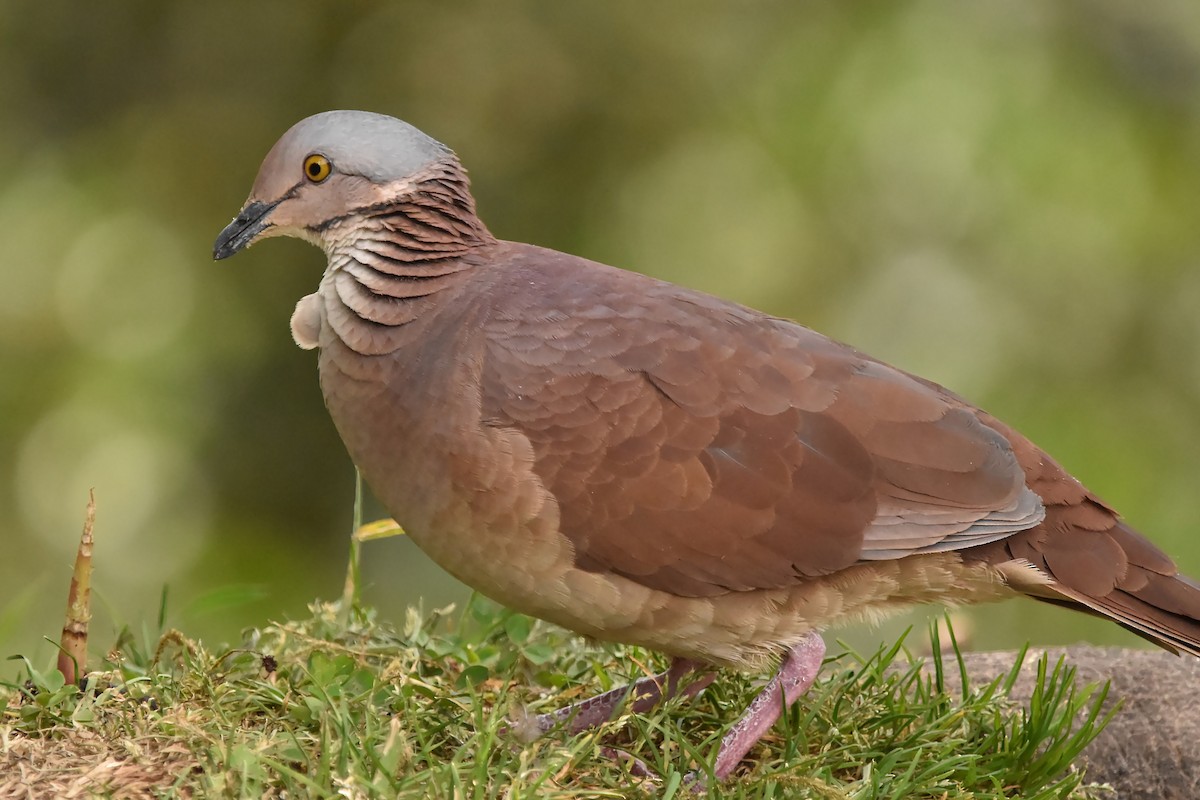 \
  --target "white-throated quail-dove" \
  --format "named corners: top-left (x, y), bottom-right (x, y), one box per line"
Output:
top-left (214, 110), bottom-right (1200, 780)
